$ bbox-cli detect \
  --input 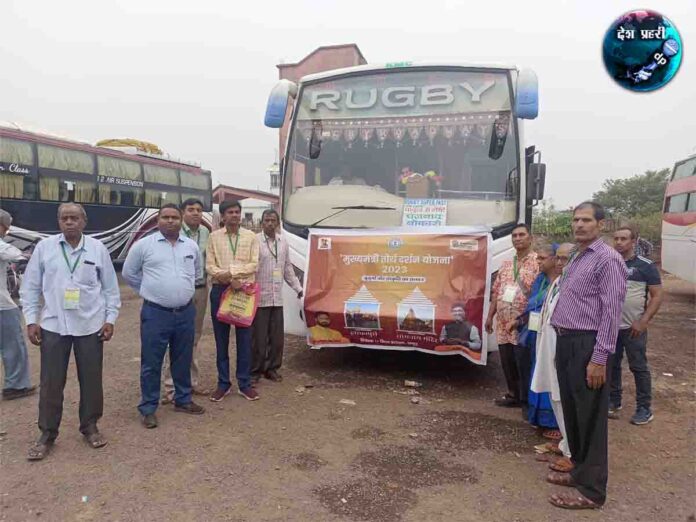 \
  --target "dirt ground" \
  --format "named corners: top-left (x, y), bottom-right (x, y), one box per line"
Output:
top-left (1, 275), bottom-right (694, 522)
